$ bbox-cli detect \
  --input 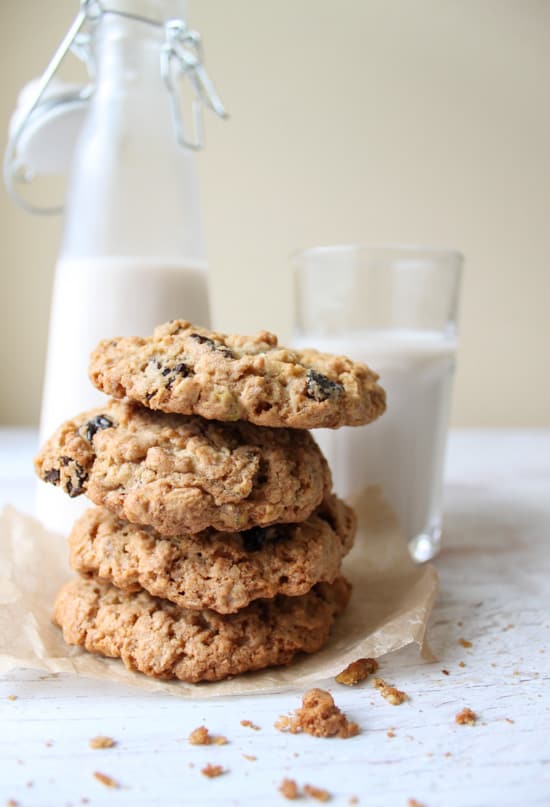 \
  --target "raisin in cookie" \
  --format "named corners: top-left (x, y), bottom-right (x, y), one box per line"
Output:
top-left (69, 493), bottom-right (355, 613)
top-left (35, 400), bottom-right (330, 535)
top-left (52, 575), bottom-right (351, 683)
top-left (89, 320), bottom-right (386, 429)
